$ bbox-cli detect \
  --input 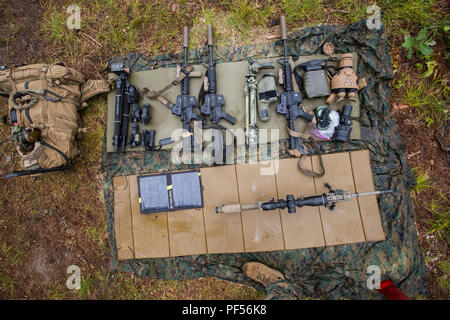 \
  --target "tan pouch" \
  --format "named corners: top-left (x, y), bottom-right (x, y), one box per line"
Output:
top-left (0, 64), bottom-right (45, 93)
top-left (46, 64), bottom-right (85, 85)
